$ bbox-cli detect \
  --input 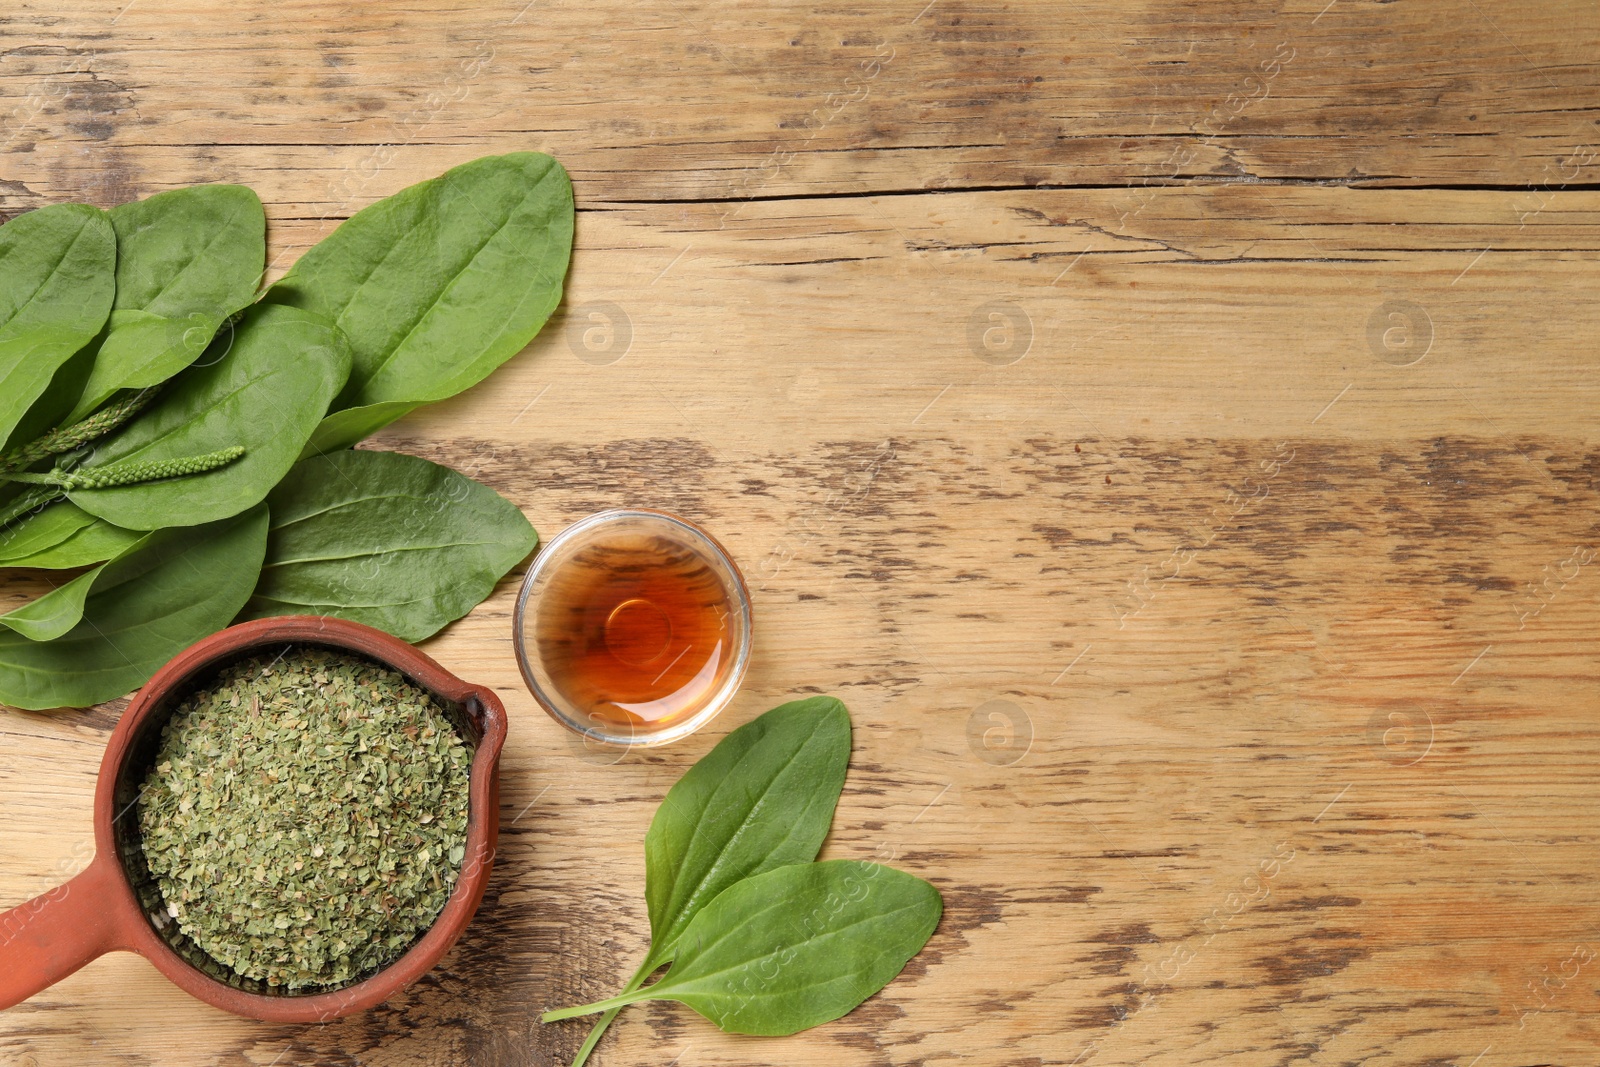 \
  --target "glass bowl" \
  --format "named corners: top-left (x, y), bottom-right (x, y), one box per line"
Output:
top-left (513, 509), bottom-right (753, 748)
